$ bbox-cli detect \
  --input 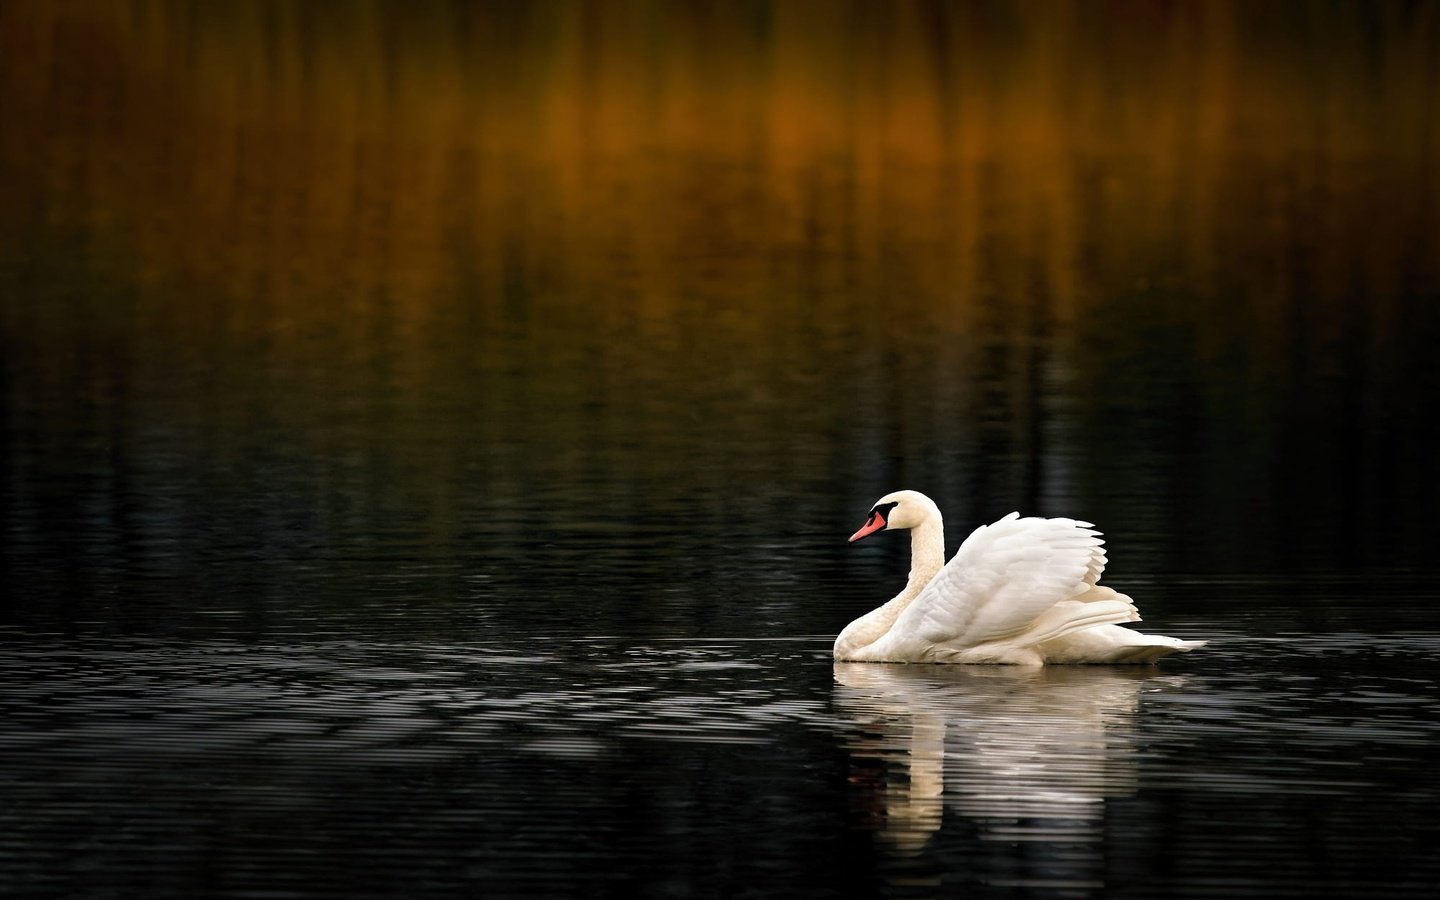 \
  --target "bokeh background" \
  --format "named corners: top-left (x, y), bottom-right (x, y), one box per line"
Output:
top-left (4, 0), bottom-right (1438, 641)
